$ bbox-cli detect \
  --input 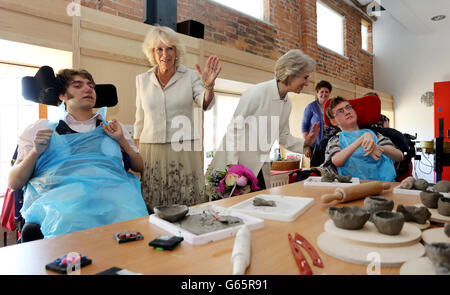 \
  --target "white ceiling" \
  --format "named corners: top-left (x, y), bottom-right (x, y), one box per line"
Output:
top-left (356, 0), bottom-right (450, 35)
